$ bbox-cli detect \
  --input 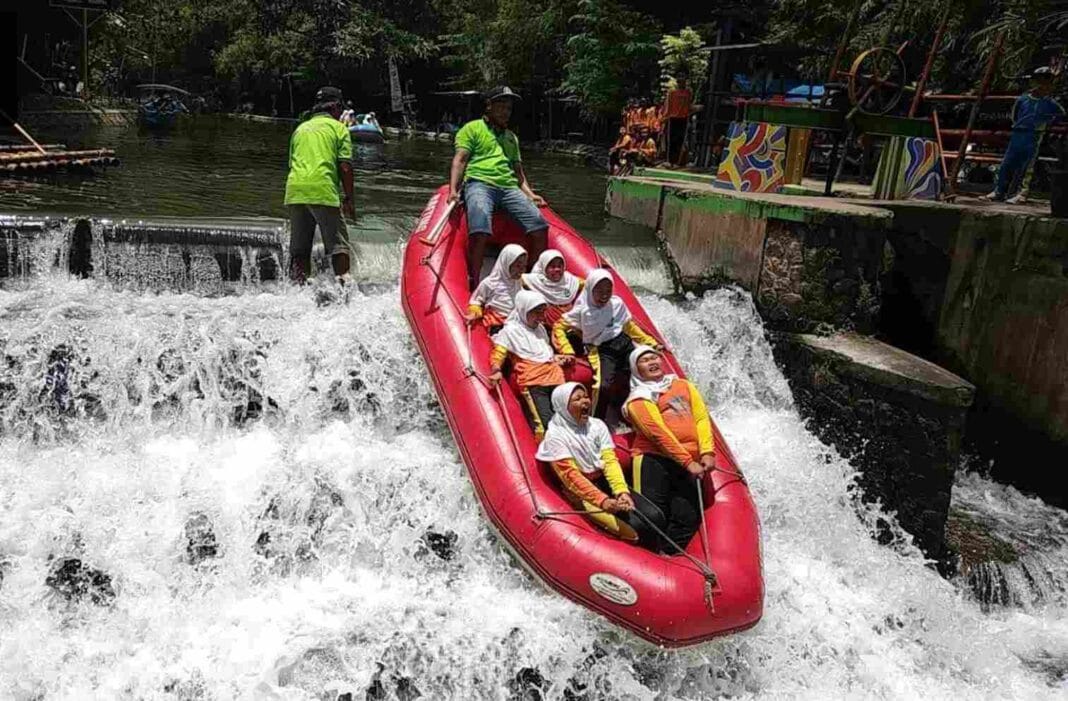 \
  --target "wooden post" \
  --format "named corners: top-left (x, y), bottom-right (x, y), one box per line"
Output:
top-left (699, 27), bottom-right (724, 167)
top-left (82, 8), bottom-right (88, 96)
top-left (0, 109), bottom-right (48, 155)
top-left (948, 31), bottom-right (1004, 193)
top-left (828, 0), bottom-right (864, 85)
top-left (909, 3), bottom-right (953, 118)
top-left (932, 109), bottom-right (949, 199)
